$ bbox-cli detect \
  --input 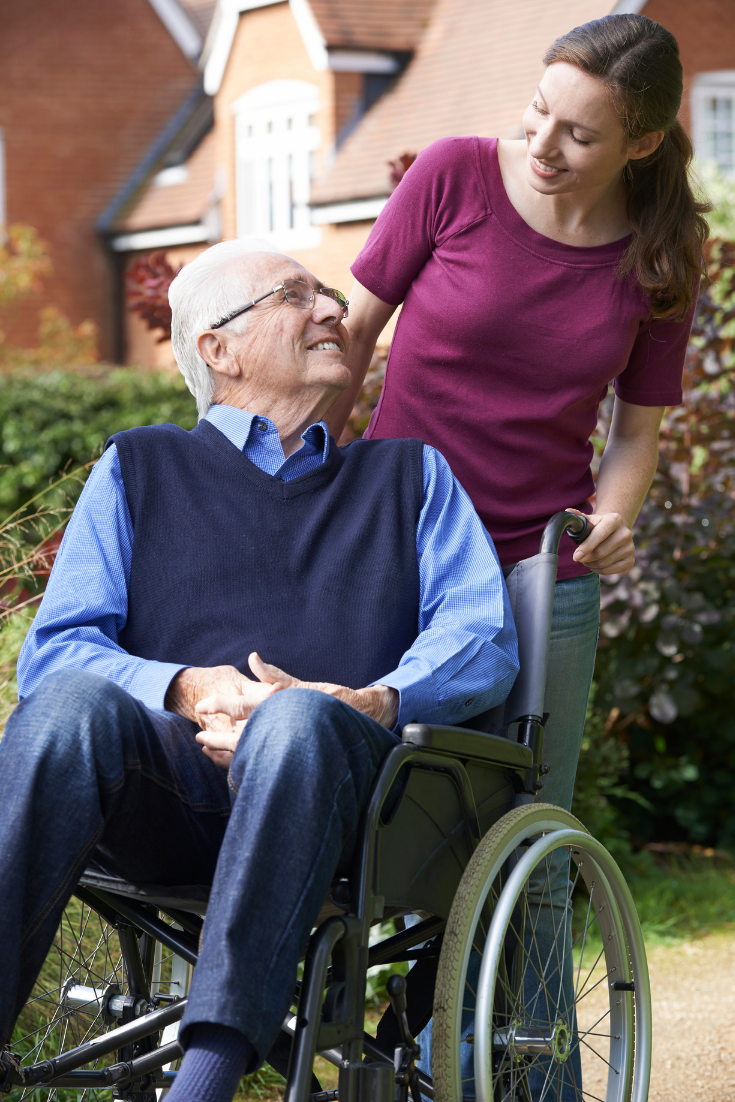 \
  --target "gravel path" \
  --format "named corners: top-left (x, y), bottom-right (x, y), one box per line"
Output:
top-left (578, 933), bottom-right (735, 1101)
